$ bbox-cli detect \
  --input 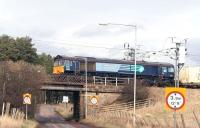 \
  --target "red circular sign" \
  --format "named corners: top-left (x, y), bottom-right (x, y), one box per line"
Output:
top-left (166, 91), bottom-right (185, 111)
